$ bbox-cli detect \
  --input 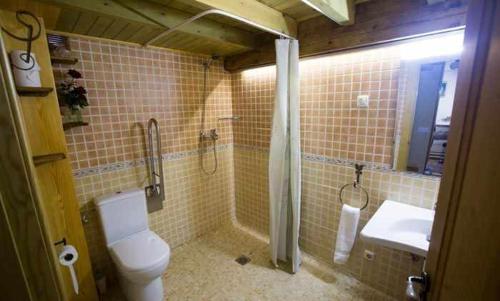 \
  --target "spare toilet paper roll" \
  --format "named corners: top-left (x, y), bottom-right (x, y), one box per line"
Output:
top-left (58, 245), bottom-right (79, 295)
top-left (9, 50), bottom-right (41, 87)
